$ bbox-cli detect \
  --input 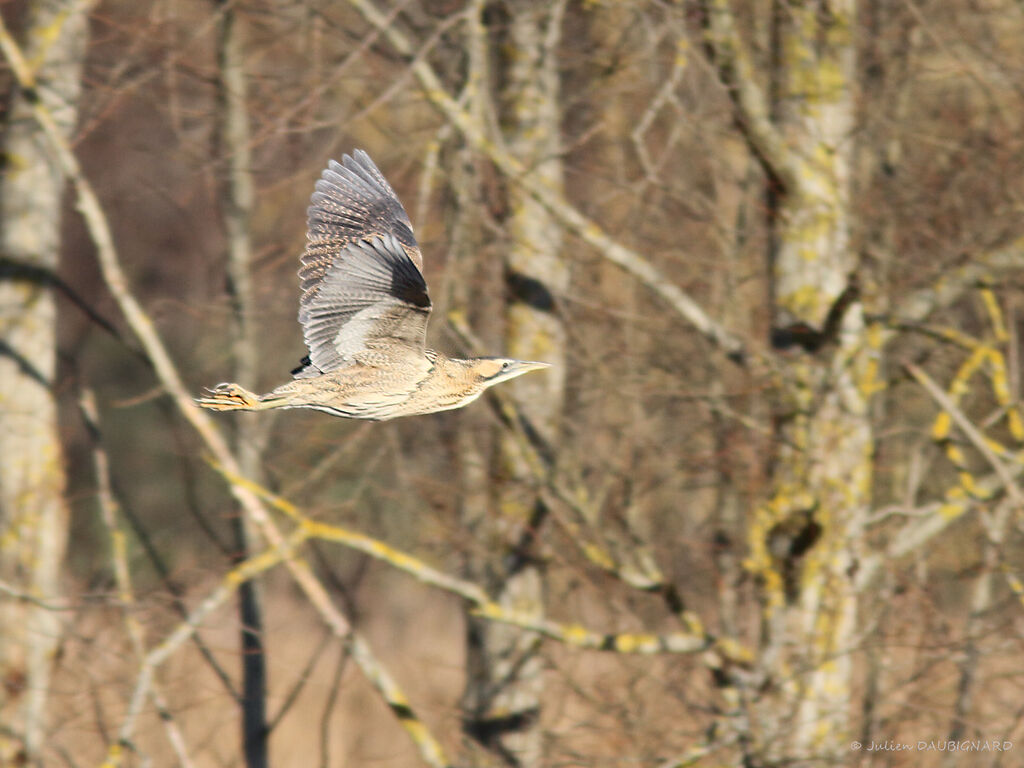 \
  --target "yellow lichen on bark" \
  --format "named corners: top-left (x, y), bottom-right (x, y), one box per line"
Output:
top-left (0, 1), bottom-right (91, 760)
top-left (743, 0), bottom-right (869, 758)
